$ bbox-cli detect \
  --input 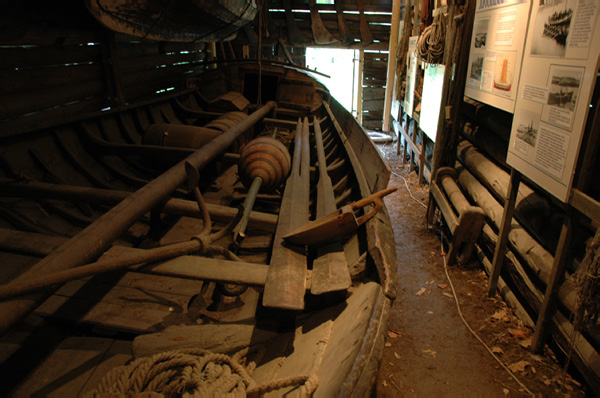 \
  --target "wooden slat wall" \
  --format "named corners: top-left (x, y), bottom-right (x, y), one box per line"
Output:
top-left (0, 1), bottom-right (208, 138)
top-left (362, 50), bottom-right (388, 130)
top-left (116, 37), bottom-right (206, 103)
